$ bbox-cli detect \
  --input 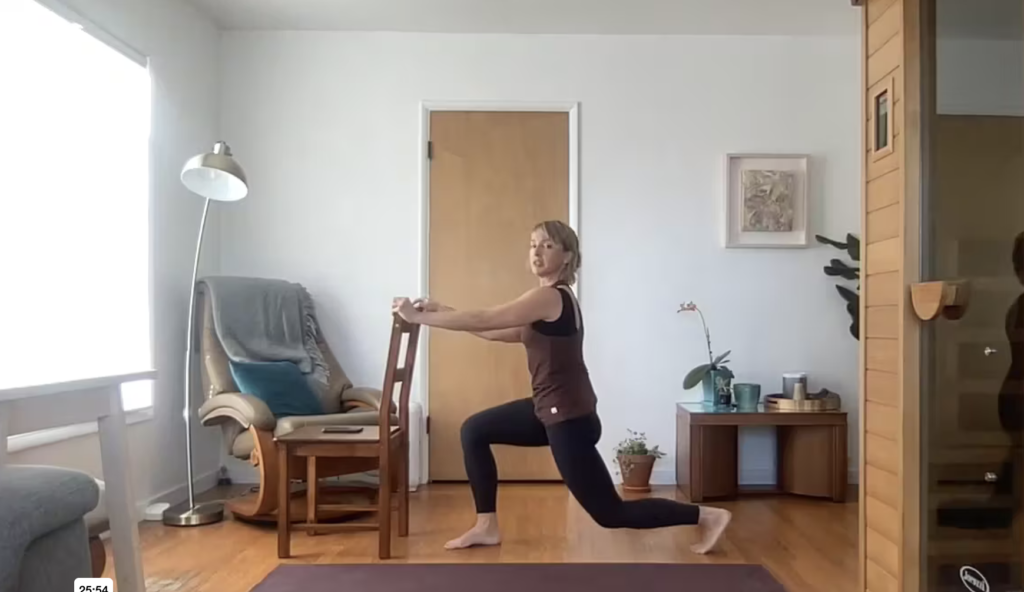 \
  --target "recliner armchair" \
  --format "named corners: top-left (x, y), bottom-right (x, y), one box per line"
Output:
top-left (195, 281), bottom-right (394, 522)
